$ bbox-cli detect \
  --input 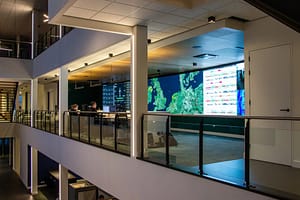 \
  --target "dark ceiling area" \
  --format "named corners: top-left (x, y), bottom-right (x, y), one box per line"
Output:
top-left (0, 0), bottom-right (48, 42)
top-left (244, 0), bottom-right (300, 33)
